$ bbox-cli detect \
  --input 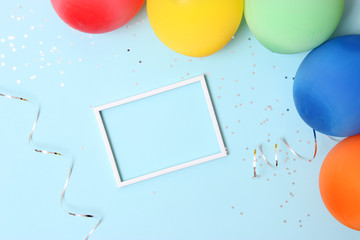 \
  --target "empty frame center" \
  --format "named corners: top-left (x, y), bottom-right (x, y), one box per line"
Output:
top-left (94, 75), bottom-right (227, 187)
